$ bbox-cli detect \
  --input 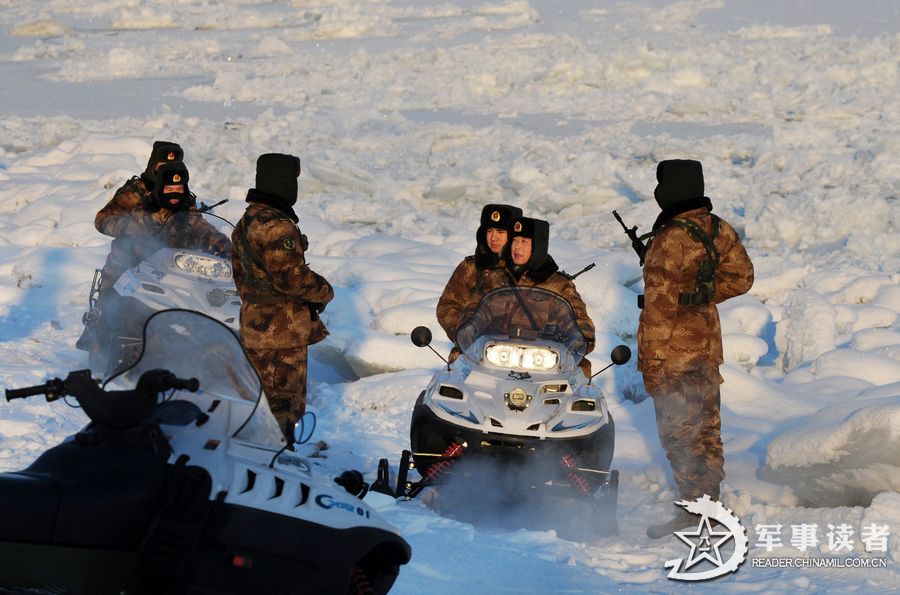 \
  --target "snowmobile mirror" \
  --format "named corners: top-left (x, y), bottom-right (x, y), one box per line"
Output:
top-left (610, 345), bottom-right (631, 365)
top-left (587, 345), bottom-right (632, 385)
top-left (410, 326), bottom-right (433, 347)
top-left (410, 326), bottom-right (451, 371)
